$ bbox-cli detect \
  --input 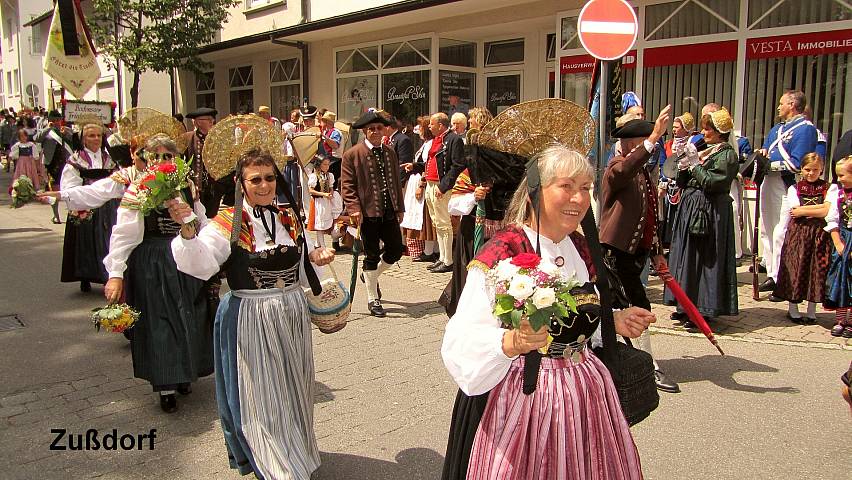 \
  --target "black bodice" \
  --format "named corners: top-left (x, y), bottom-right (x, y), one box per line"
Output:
top-left (225, 243), bottom-right (302, 291)
top-left (144, 209), bottom-right (182, 239)
top-left (544, 282), bottom-right (601, 358)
